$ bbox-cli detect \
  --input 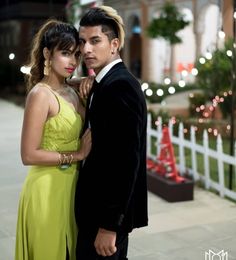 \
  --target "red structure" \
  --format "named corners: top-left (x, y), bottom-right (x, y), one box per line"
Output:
top-left (147, 126), bottom-right (185, 183)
